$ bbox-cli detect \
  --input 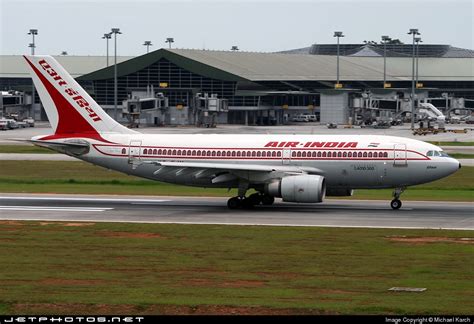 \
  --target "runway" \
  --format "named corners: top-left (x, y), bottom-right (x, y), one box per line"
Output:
top-left (0, 194), bottom-right (472, 230)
